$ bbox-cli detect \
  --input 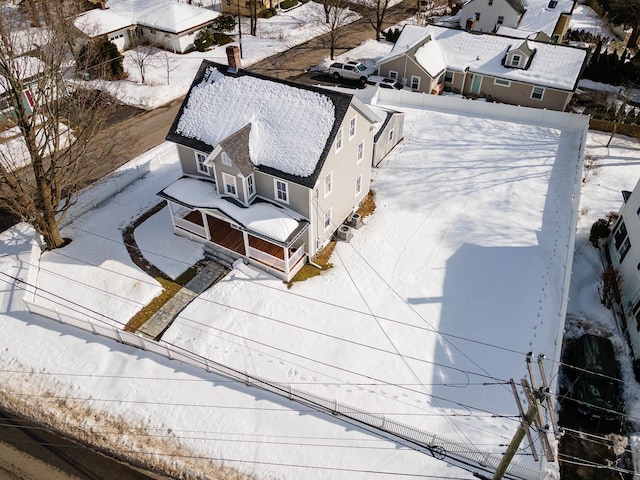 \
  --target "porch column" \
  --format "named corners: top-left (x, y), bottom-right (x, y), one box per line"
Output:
top-left (242, 231), bottom-right (249, 258)
top-left (201, 211), bottom-right (211, 240)
top-left (283, 246), bottom-right (290, 275)
top-left (167, 201), bottom-right (177, 233)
